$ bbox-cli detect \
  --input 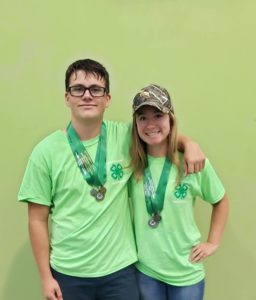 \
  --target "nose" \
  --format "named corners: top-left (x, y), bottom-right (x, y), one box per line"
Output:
top-left (145, 120), bottom-right (156, 128)
top-left (82, 89), bottom-right (93, 100)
